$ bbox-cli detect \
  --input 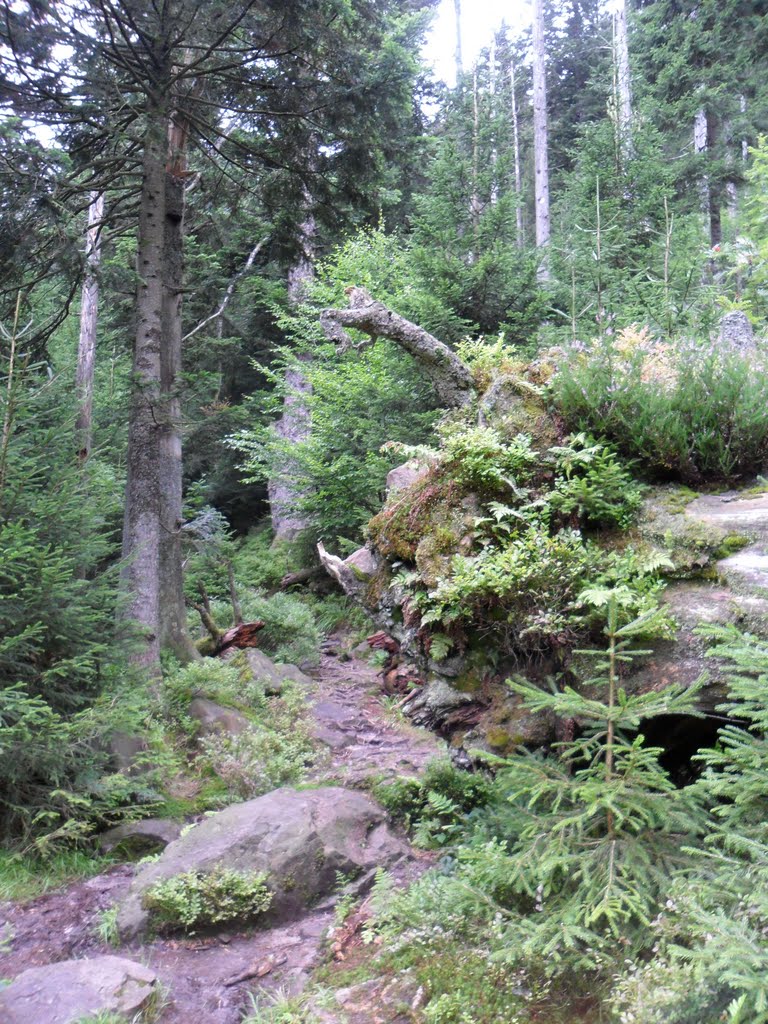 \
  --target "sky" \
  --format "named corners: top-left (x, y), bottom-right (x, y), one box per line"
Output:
top-left (422, 0), bottom-right (533, 86)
